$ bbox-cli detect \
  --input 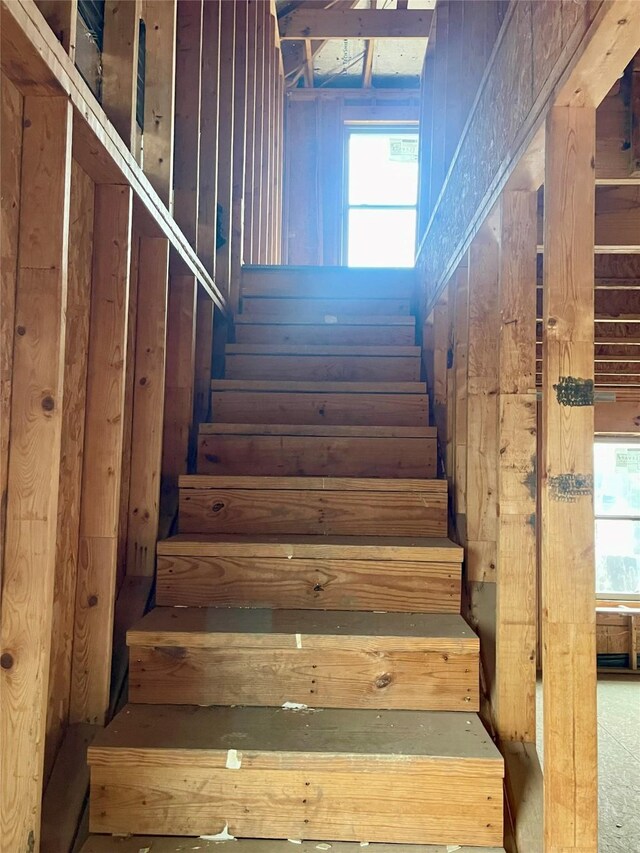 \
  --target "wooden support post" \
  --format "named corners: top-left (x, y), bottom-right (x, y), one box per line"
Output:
top-left (229, 0), bottom-right (248, 312)
top-left (198, 0), bottom-right (221, 274)
top-left (243, 0), bottom-right (259, 264)
top-left (127, 237), bottom-right (170, 576)
top-left (194, 293), bottom-right (215, 430)
top-left (0, 76), bottom-right (22, 595)
top-left (465, 218), bottom-right (500, 701)
top-left (173, 0), bottom-right (203, 247)
top-left (45, 161), bottom-right (94, 783)
top-left (70, 184), bottom-right (133, 726)
top-left (161, 275), bottom-right (197, 522)
top-left (261, 9), bottom-right (274, 263)
top-left (495, 189), bottom-right (538, 743)
top-left (432, 289), bottom-right (449, 477)
top-left (453, 265), bottom-right (469, 540)
top-left (216, 0), bottom-right (236, 294)
top-left (541, 104), bottom-right (597, 853)
top-left (102, 0), bottom-right (142, 152)
top-left (632, 53), bottom-right (640, 178)
top-left (0, 96), bottom-right (72, 853)
top-left (35, 0), bottom-right (78, 59)
top-left (141, 0), bottom-right (177, 207)
top-left (251, 0), bottom-right (267, 263)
